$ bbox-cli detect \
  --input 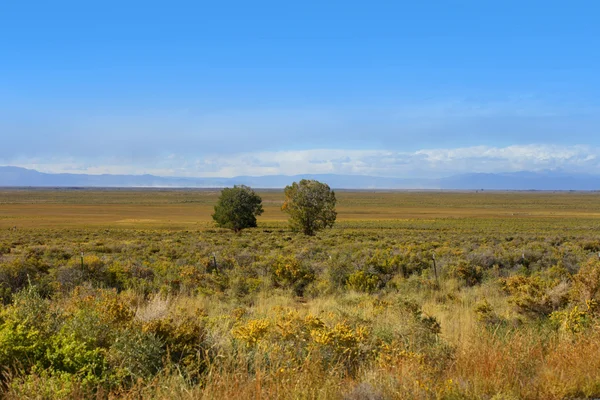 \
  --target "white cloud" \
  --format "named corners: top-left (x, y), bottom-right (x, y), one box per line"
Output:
top-left (4, 144), bottom-right (600, 178)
